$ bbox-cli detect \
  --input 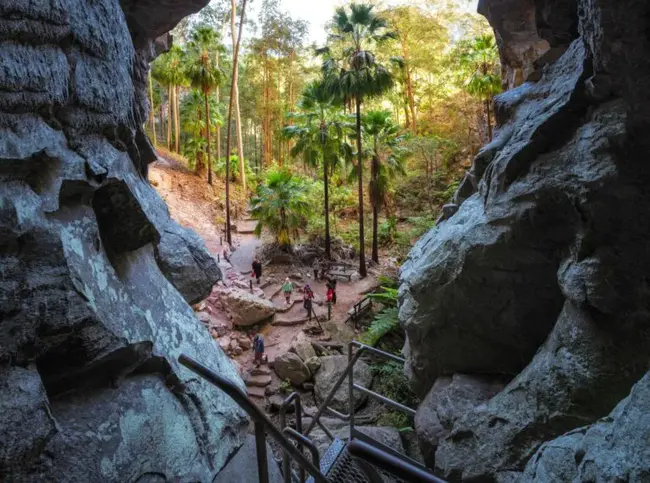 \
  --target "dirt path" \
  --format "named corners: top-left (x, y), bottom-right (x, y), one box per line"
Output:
top-left (149, 155), bottom-right (380, 384)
